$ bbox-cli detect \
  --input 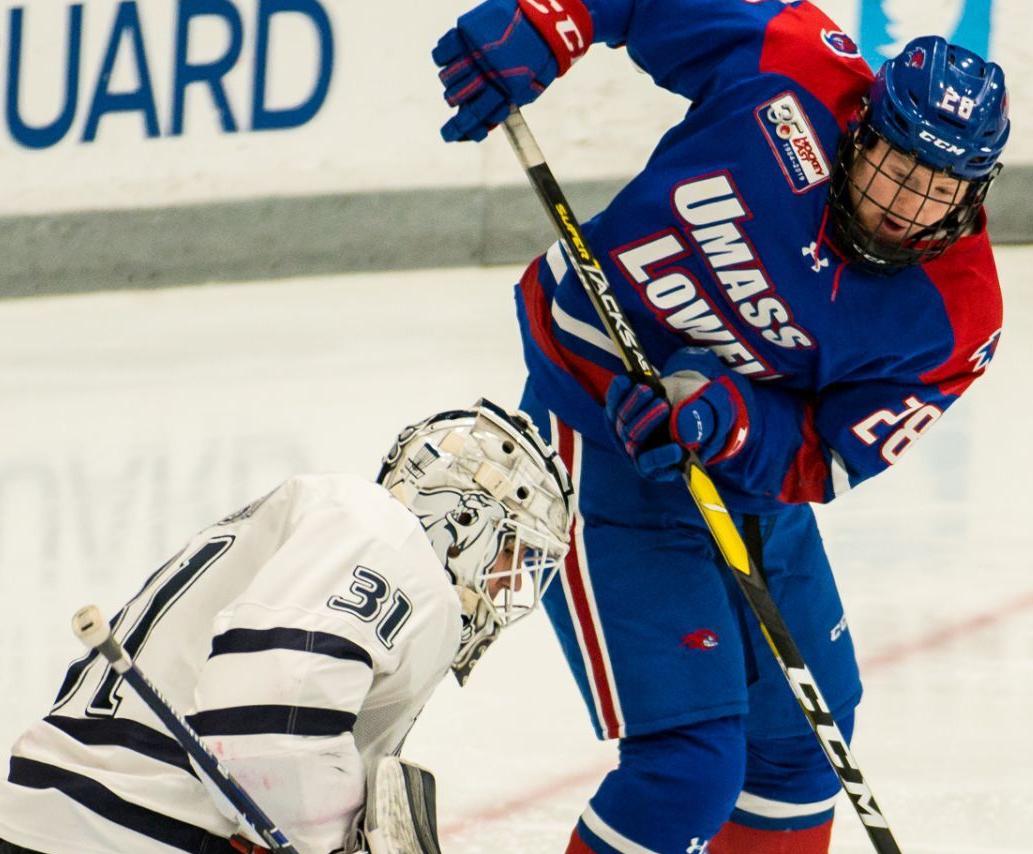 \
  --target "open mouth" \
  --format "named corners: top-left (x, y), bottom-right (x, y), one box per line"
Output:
top-left (875, 216), bottom-right (909, 239)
